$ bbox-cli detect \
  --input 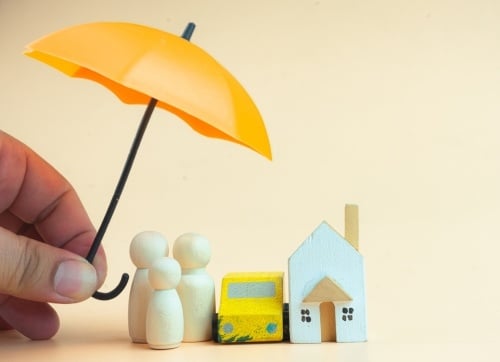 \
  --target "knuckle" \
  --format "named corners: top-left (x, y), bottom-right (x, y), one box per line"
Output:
top-left (1, 236), bottom-right (43, 295)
